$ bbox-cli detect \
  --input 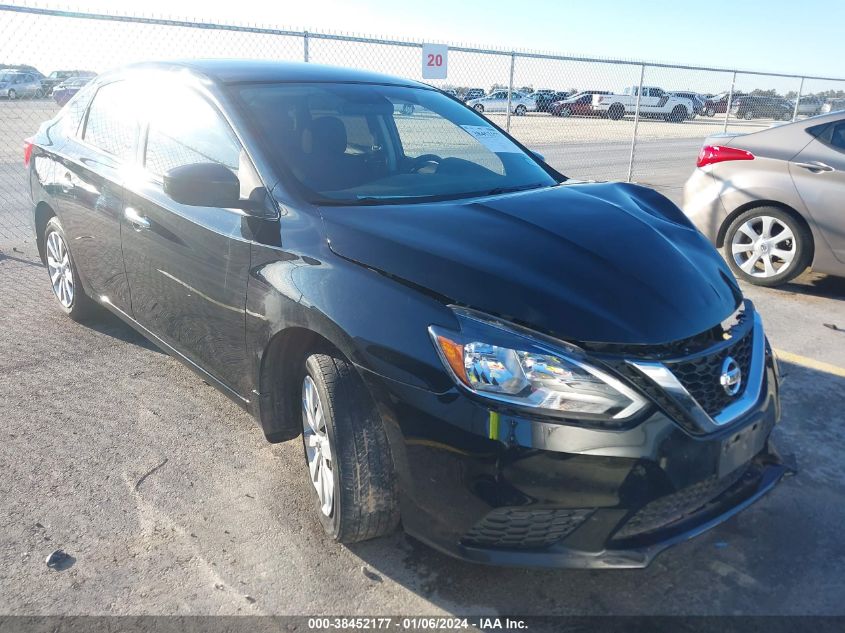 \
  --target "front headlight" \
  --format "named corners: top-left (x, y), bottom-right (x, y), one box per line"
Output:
top-left (429, 308), bottom-right (647, 422)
